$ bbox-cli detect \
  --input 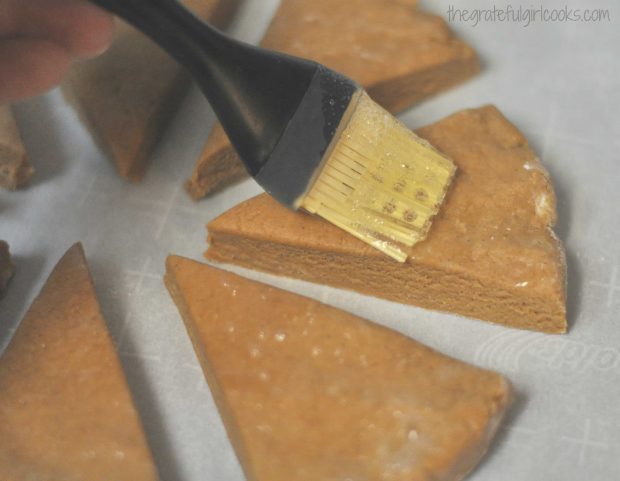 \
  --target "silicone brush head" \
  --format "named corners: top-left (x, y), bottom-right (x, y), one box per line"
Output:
top-left (253, 68), bottom-right (456, 262)
top-left (300, 92), bottom-right (456, 262)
